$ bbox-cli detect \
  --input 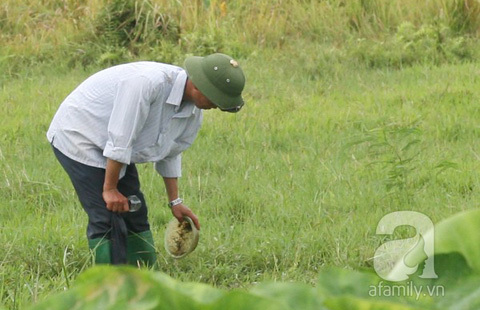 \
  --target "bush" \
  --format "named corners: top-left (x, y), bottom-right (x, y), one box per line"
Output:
top-left (349, 21), bottom-right (478, 69)
top-left (2, 0), bottom-right (480, 80)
